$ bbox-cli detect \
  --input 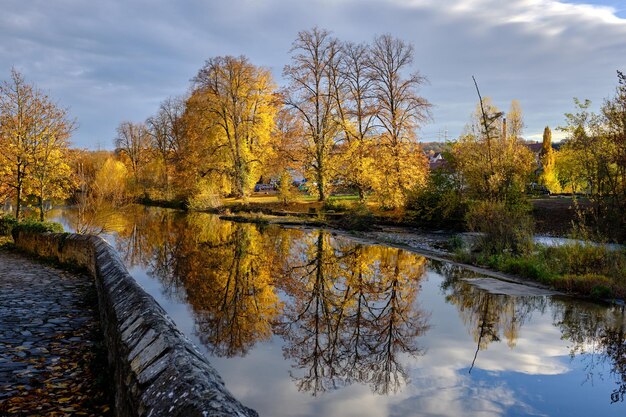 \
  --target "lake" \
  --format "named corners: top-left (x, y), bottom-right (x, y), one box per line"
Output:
top-left (51, 205), bottom-right (626, 417)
